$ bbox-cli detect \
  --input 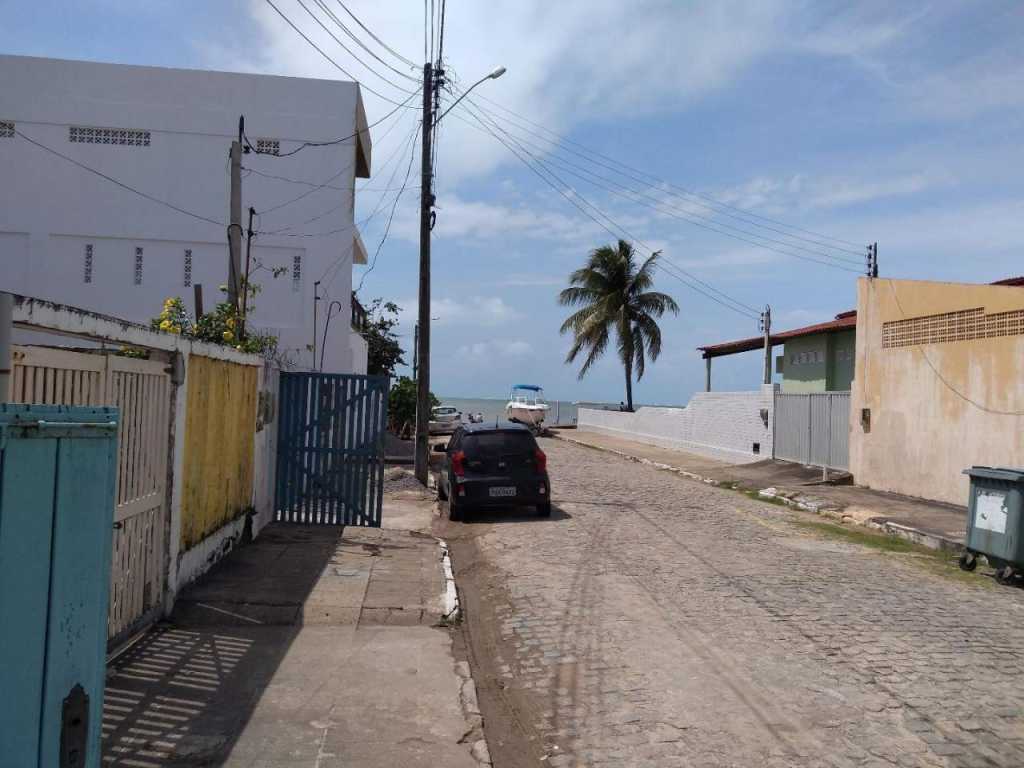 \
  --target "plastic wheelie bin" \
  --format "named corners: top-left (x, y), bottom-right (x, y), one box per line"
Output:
top-left (959, 466), bottom-right (1024, 582)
